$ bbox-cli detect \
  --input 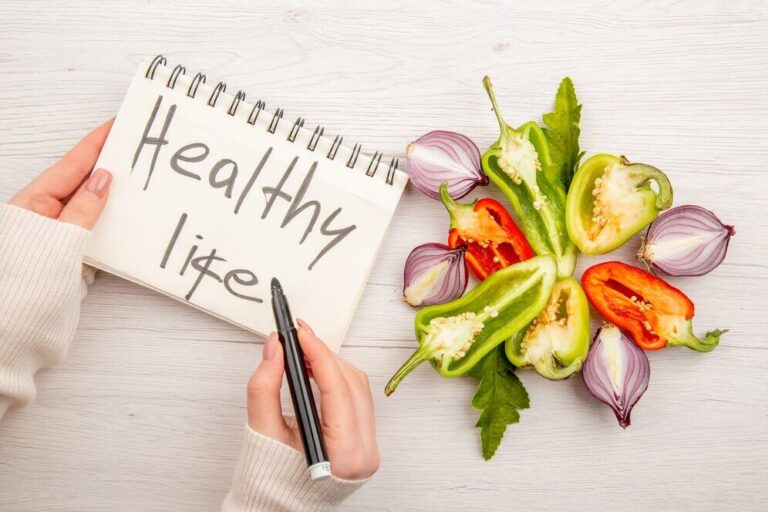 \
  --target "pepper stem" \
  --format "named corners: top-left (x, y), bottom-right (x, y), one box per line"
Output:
top-left (631, 163), bottom-right (674, 210)
top-left (669, 323), bottom-right (726, 352)
top-left (384, 345), bottom-right (432, 396)
top-left (439, 182), bottom-right (475, 223)
top-left (439, 181), bottom-right (459, 210)
top-left (482, 76), bottom-right (510, 145)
